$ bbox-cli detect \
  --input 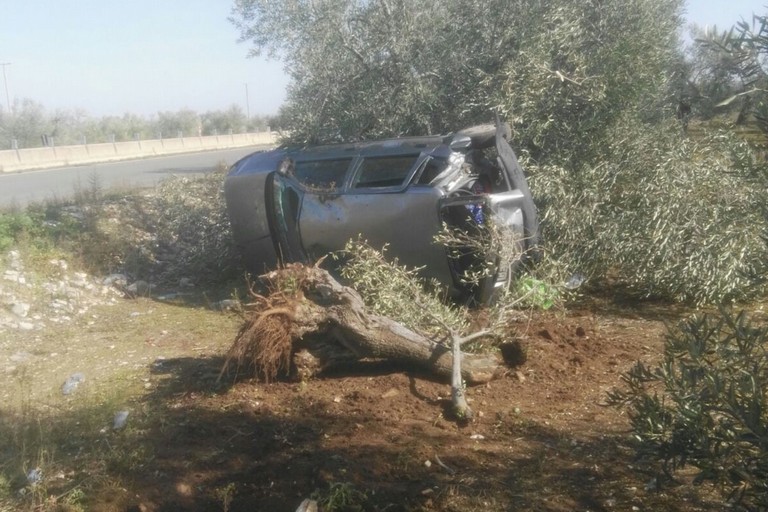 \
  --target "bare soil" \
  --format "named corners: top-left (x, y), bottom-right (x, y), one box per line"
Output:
top-left (88, 298), bottom-right (722, 512)
top-left (0, 287), bottom-right (728, 512)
